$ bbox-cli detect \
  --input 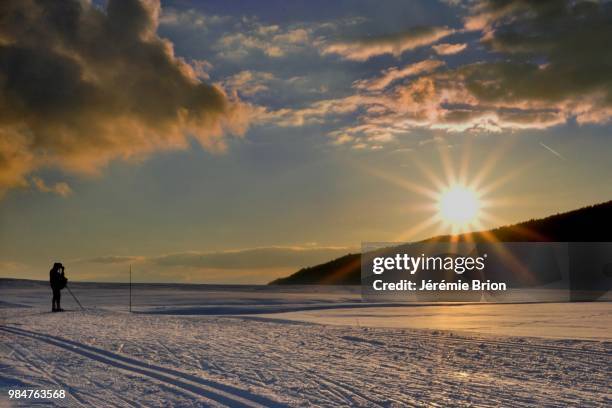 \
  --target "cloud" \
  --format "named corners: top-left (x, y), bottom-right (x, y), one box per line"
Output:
top-left (31, 177), bottom-right (72, 197)
top-left (159, 8), bottom-right (228, 29)
top-left (188, 59), bottom-right (214, 80)
top-left (465, 1), bottom-right (612, 101)
top-left (321, 26), bottom-right (454, 61)
top-left (216, 23), bottom-right (312, 59)
top-left (261, 94), bottom-right (387, 127)
top-left (0, 0), bottom-right (255, 196)
top-left (82, 255), bottom-right (145, 264)
top-left (266, 0), bottom-right (612, 146)
top-left (222, 71), bottom-right (276, 97)
top-left (272, 28), bottom-right (310, 44)
top-left (442, 0), bottom-right (612, 127)
top-left (65, 246), bottom-right (355, 283)
top-left (214, 16), bottom-right (367, 61)
top-left (353, 59), bottom-right (445, 91)
top-left (432, 43), bottom-right (467, 55)
top-left (82, 245), bottom-right (353, 270)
